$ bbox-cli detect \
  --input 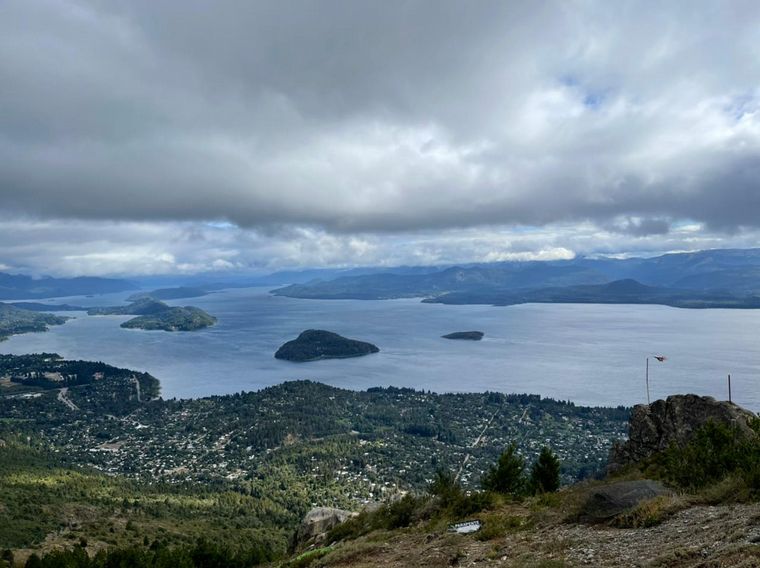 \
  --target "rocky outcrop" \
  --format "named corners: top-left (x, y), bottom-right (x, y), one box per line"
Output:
top-left (609, 394), bottom-right (757, 472)
top-left (578, 479), bottom-right (671, 523)
top-left (295, 507), bottom-right (357, 547)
